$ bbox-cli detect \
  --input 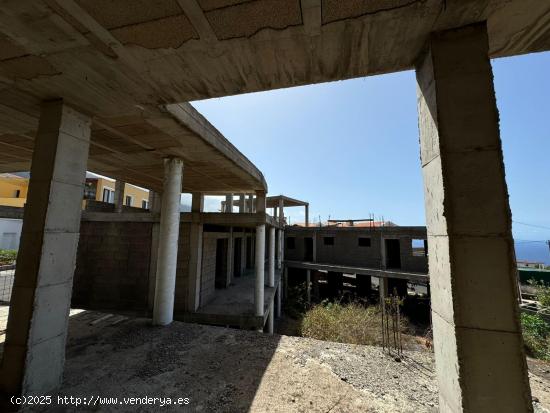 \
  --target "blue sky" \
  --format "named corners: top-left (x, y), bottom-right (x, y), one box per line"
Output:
top-left (191, 52), bottom-right (550, 247)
